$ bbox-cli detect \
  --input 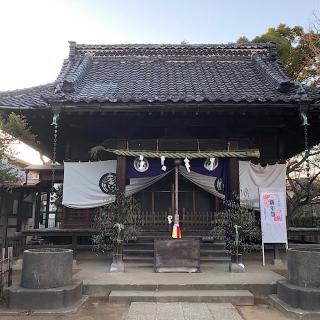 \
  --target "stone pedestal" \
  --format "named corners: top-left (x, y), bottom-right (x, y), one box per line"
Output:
top-left (21, 248), bottom-right (73, 289)
top-left (273, 247), bottom-right (320, 312)
top-left (6, 248), bottom-right (85, 312)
